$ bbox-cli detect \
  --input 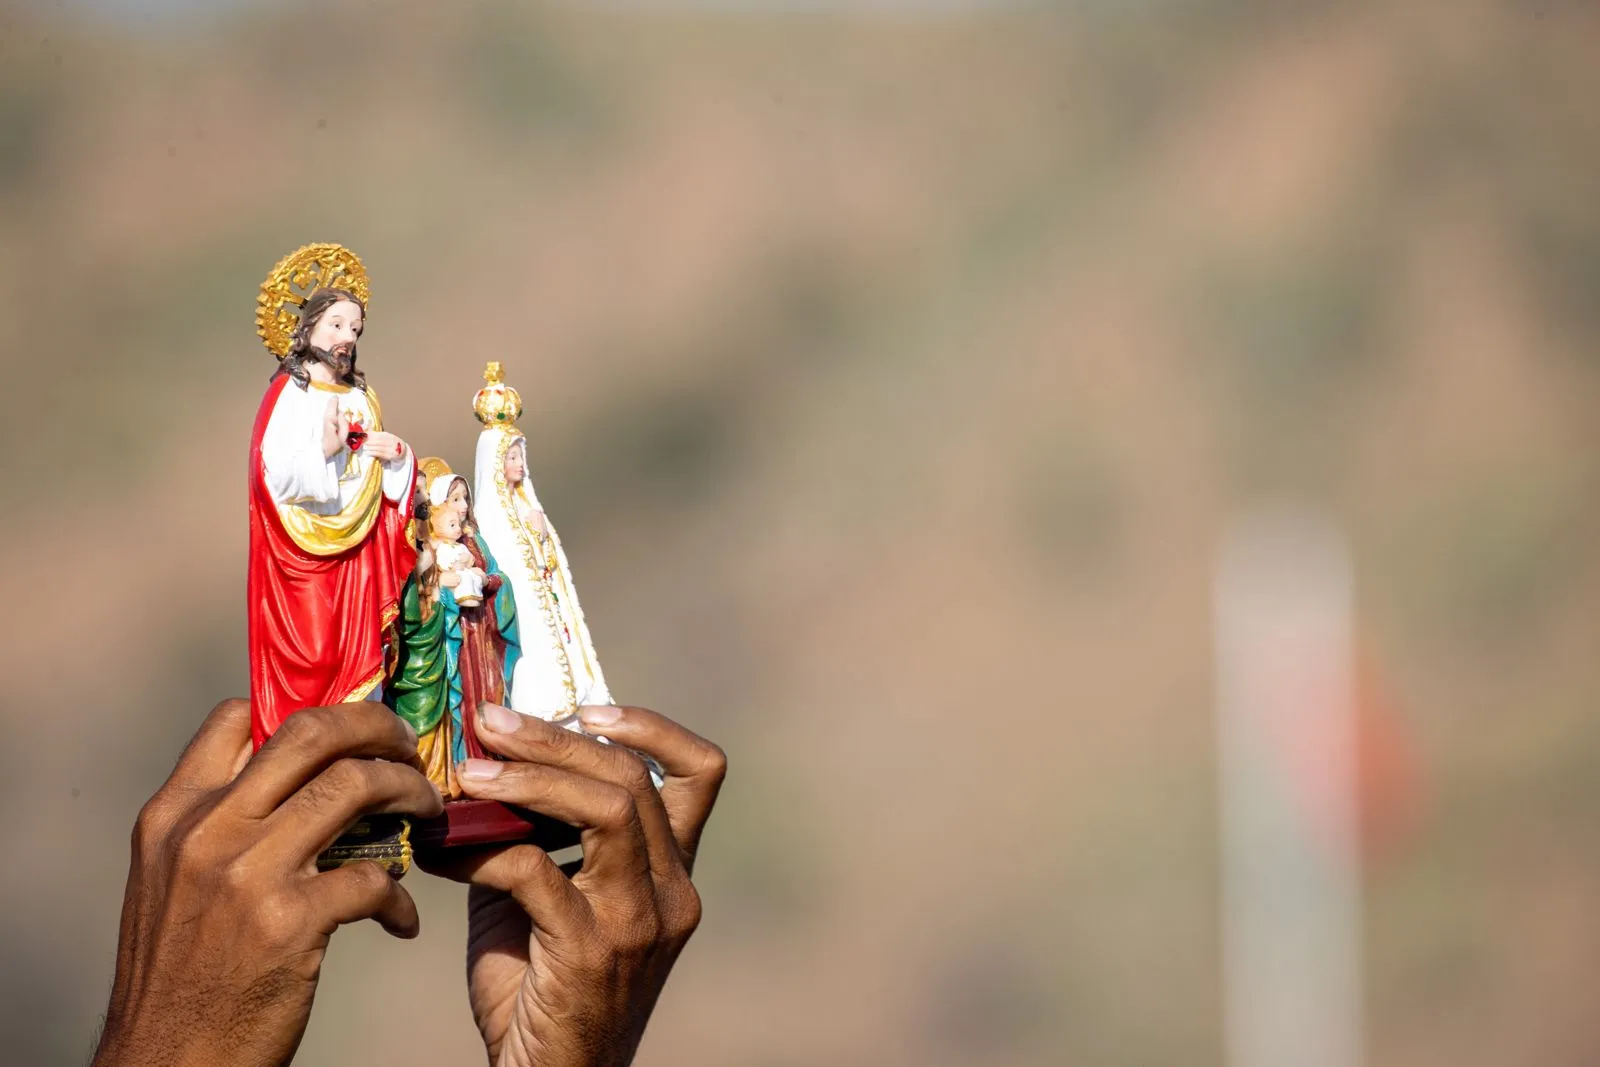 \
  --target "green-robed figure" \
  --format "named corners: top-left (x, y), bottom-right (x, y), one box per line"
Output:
top-left (386, 458), bottom-right (520, 799)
